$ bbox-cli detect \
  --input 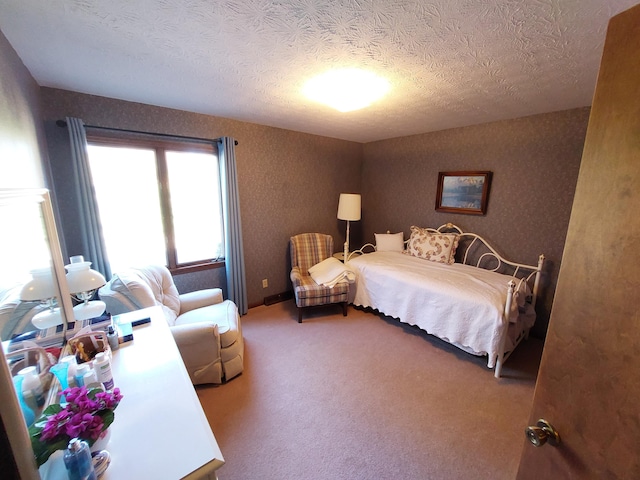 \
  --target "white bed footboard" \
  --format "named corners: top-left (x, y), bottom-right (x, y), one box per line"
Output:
top-left (494, 253), bottom-right (544, 377)
top-left (433, 223), bottom-right (545, 309)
